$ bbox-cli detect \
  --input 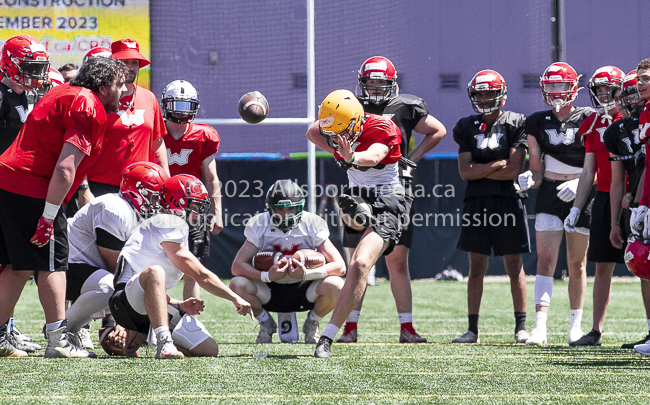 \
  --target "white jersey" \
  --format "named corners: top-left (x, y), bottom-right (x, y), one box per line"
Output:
top-left (68, 193), bottom-right (140, 268)
top-left (244, 211), bottom-right (329, 284)
top-left (347, 162), bottom-right (402, 192)
top-left (117, 214), bottom-right (189, 290)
